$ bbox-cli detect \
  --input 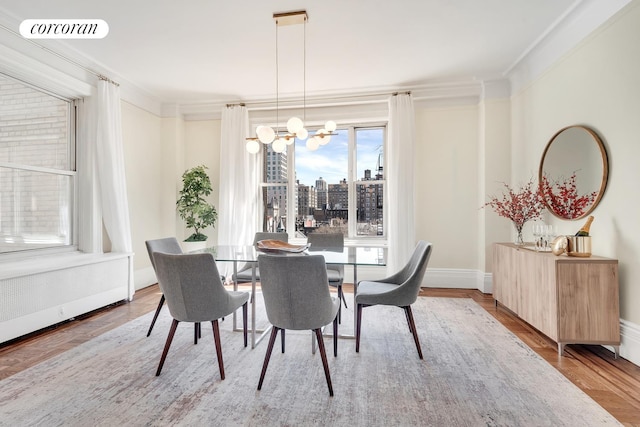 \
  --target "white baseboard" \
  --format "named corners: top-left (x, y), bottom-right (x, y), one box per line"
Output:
top-left (619, 319), bottom-right (640, 367)
top-left (422, 268), bottom-right (488, 291)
